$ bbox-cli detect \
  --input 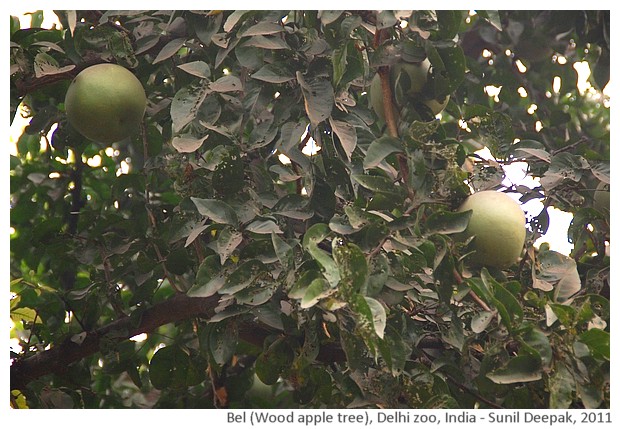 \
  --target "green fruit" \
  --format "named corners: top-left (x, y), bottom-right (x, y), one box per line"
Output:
top-left (457, 191), bottom-right (526, 268)
top-left (246, 374), bottom-right (275, 406)
top-left (423, 95), bottom-right (450, 116)
top-left (393, 60), bottom-right (430, 95)
top-left (369, 59), bottom-right (449, 120)
top-left (593, 182), bottom-right (610, 215)
top-left (65, 63), bottom-right (147, 143)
